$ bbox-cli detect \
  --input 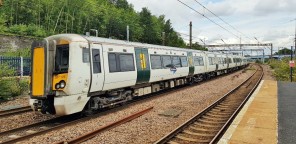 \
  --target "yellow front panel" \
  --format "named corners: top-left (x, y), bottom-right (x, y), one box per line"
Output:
top-left (52, 73), bottom-right (68, 91)
top-left (32, 47), bottom-right (45, 96)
